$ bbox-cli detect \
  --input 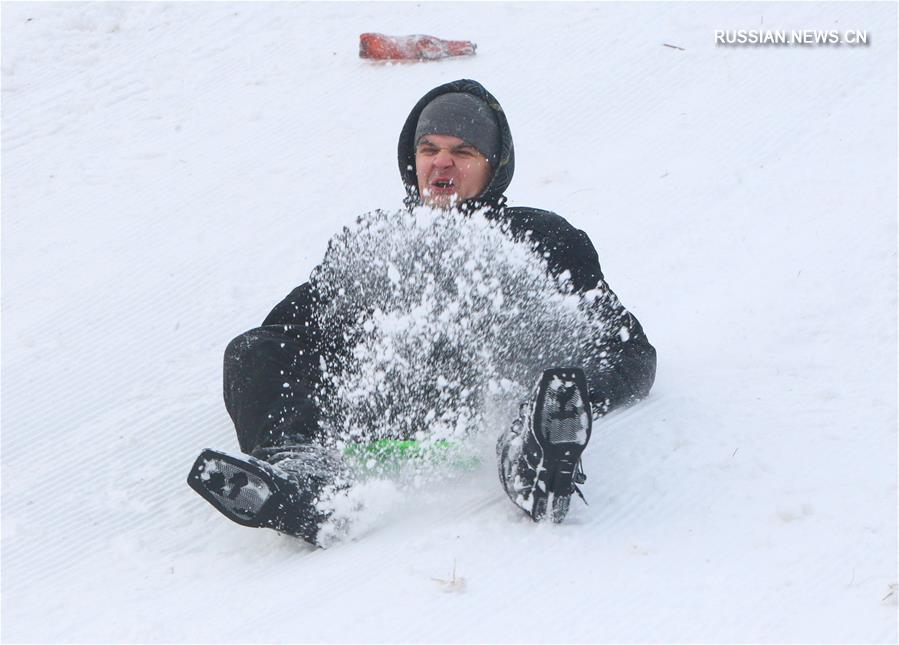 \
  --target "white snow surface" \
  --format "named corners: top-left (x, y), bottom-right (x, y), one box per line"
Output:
top-left (2, 2), bottom-right (896, 643)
